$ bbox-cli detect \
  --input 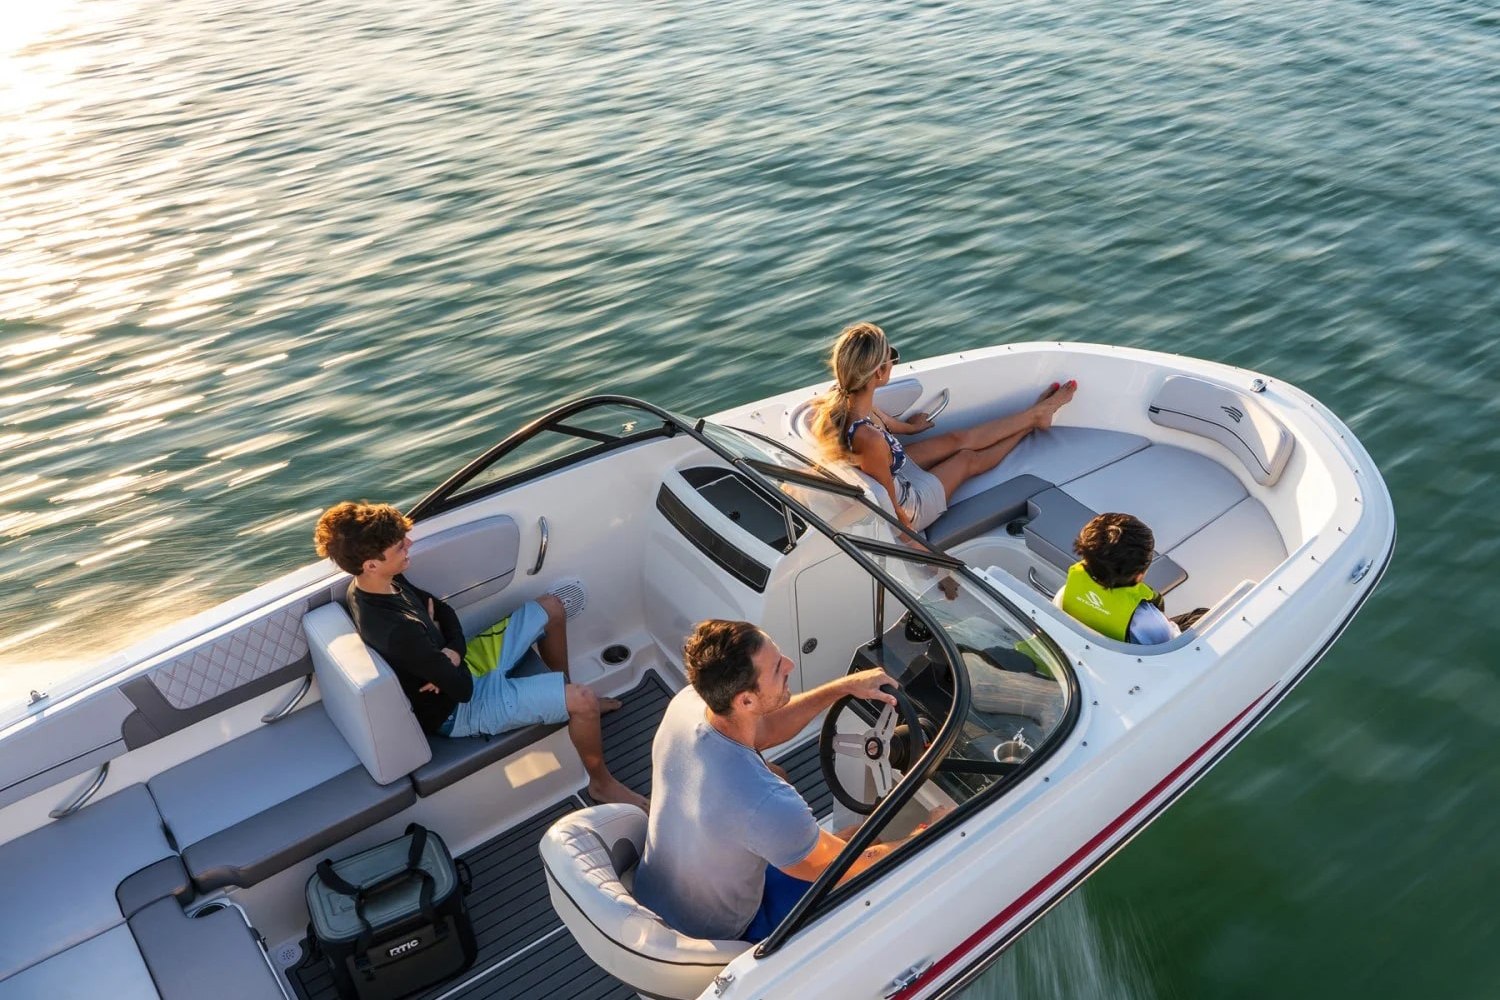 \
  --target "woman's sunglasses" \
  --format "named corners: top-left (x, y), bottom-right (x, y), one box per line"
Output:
top-left (887, 345), bottom-right (901, 364)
